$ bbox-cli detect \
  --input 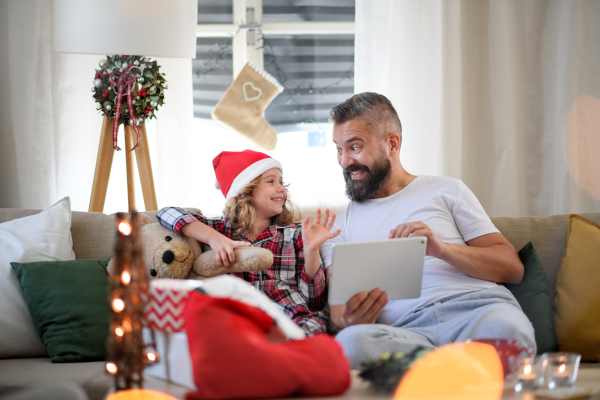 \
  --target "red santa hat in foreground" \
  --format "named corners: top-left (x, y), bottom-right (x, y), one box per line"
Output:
top-left (213, 150), bottom-right (283, 200)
